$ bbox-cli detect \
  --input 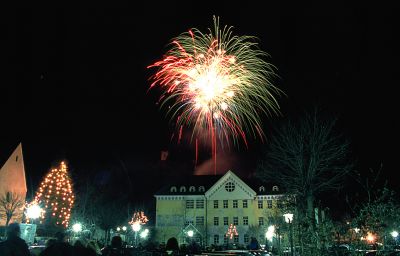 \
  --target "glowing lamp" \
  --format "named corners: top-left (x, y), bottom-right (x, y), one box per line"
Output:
top-left (132, 222), bottom-right (141, 232)
top-left (366, 232), bottom-right (375, 243)
top-left (283, 213), bottom-right (294, 223)
top-left (140, 228), bottom-right (149, 239)
top-left (26, 204), bottom-right (42, 219)
top-left (265, 225), bottom-right (275, 241)
top-left (72, 223), bottom-right (82, 233)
